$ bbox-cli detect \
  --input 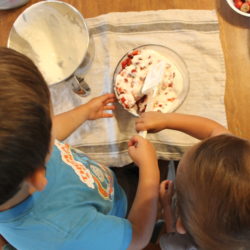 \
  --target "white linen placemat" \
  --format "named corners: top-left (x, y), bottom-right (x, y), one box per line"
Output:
top-left (50, 9), bottom-right (227, 167)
